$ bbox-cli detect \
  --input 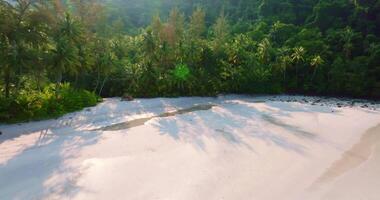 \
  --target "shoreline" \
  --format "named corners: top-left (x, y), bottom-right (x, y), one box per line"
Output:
top-left (1, 94), bottom-right (379, 126)
top-left (1, 95), bottom-right (379, 141)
